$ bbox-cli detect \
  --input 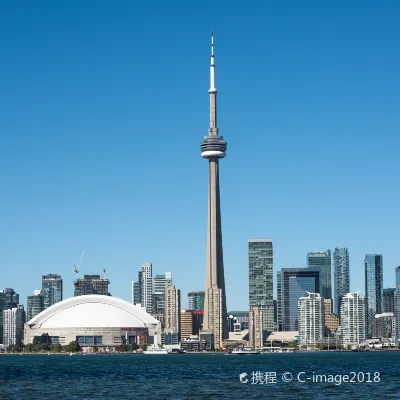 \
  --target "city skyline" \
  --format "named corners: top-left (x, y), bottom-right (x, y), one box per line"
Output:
top-left (1, 1), bottom-right (400, 311)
